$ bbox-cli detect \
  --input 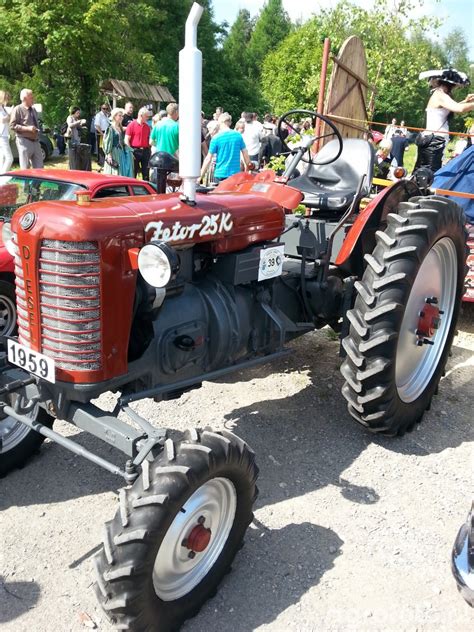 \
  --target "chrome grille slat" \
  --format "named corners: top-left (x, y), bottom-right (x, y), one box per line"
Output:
top-left (40, 306), bottom-right (100, 319)
top-left (40, 261), bottom-right (100, 274)
top-left (42, 328), bottom-right (100, 343)
top-left (40, 276), bottom-right (99, 287)
top-left (41, 296), bottom-right (100, 309)
top-left (15, 236), bottom-right (103, 372)
top-left (42, 239), bottom-right (98, 250)
top-left (39, 238), bottom-right (102, 370)
top-left (40, 251), bottom-right (100, 262)
top-left (41, 316), bottom-right (101, 331)
top-left (39, 285), bottom-right (99, 298)
top-left (54, 361), bottom-right (101, 371)
top-left (43, 340), bottom-right (101, 352)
